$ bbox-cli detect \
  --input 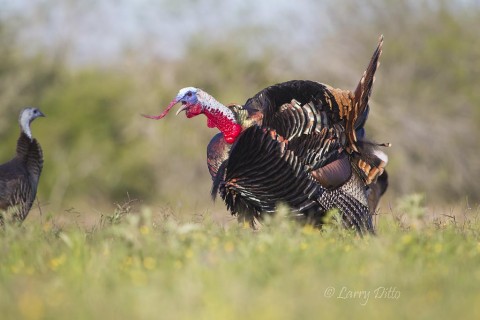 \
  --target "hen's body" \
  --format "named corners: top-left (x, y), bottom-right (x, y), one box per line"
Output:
top-left (0, 108), bottom-right (44, 223)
